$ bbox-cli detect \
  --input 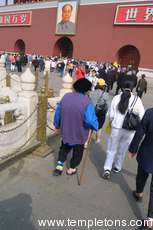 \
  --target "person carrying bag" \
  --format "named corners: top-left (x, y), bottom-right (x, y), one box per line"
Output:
top-left (95, 90), bottom-right (108, 115)
top-left (122, 96), bottom-right (141, 131)
top-left (103, 81), bottom-right (145, 180)
top-left (88, 79), bottom-right (109, 144)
